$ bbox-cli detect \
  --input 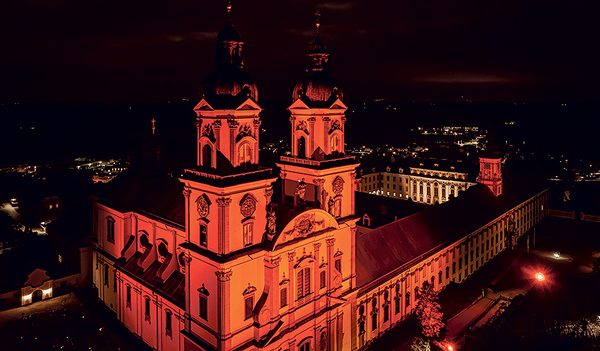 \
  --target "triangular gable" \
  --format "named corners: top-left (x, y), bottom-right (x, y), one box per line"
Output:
top-left (236, 98), bottom-right (262, 111)
top-left (328, 98), bottom-right (347, 110)
top-left (194, 99), bottom-right (214, 111)
top-left (24, 268), bottom-right (51, 288)
top-left (288, 98), bottom-right (310, 110)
